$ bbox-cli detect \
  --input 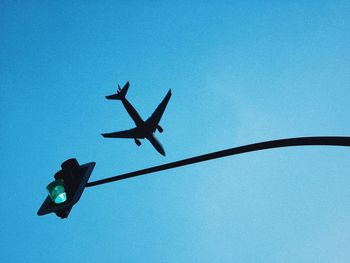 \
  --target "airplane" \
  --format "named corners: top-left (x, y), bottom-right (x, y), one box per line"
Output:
top-left (102, 82), bottom-right (172, 156)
